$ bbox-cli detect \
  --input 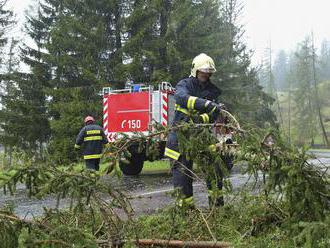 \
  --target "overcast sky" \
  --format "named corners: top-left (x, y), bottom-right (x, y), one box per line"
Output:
top-left (243, 0), bottom-right (330, 64)
top-left (5, 0), bottom-right (330, 65)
